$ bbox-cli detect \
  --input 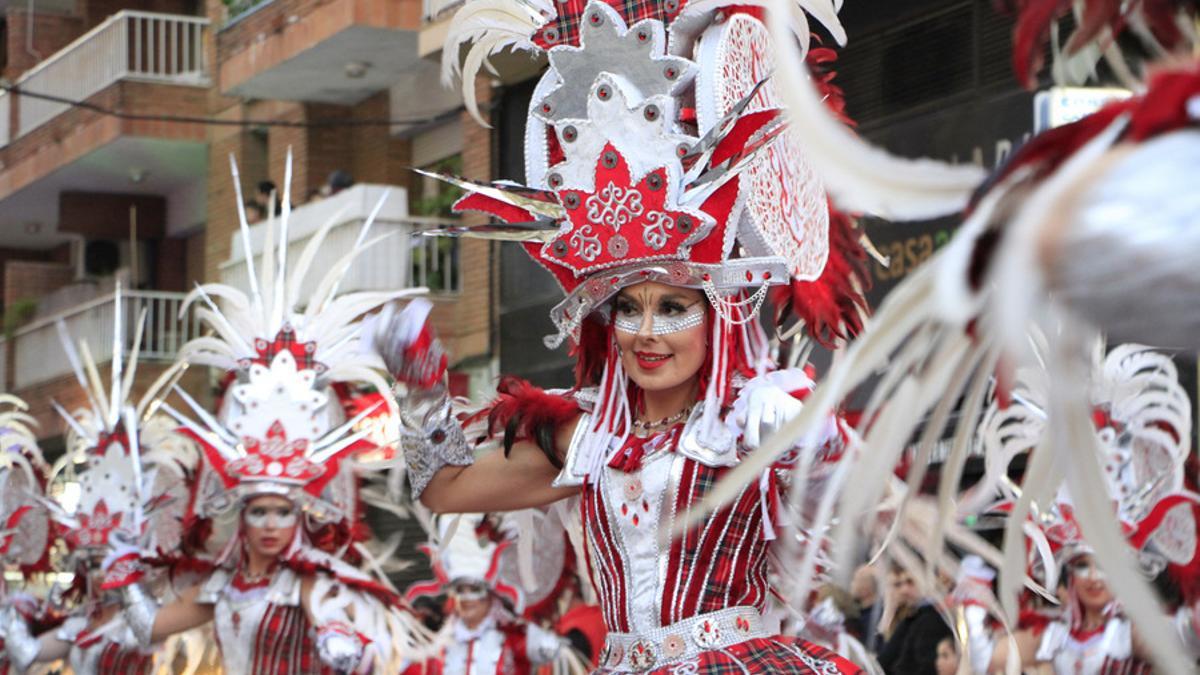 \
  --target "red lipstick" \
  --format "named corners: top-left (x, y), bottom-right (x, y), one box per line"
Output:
top-left (635, 351), bottom-right (671, 370)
